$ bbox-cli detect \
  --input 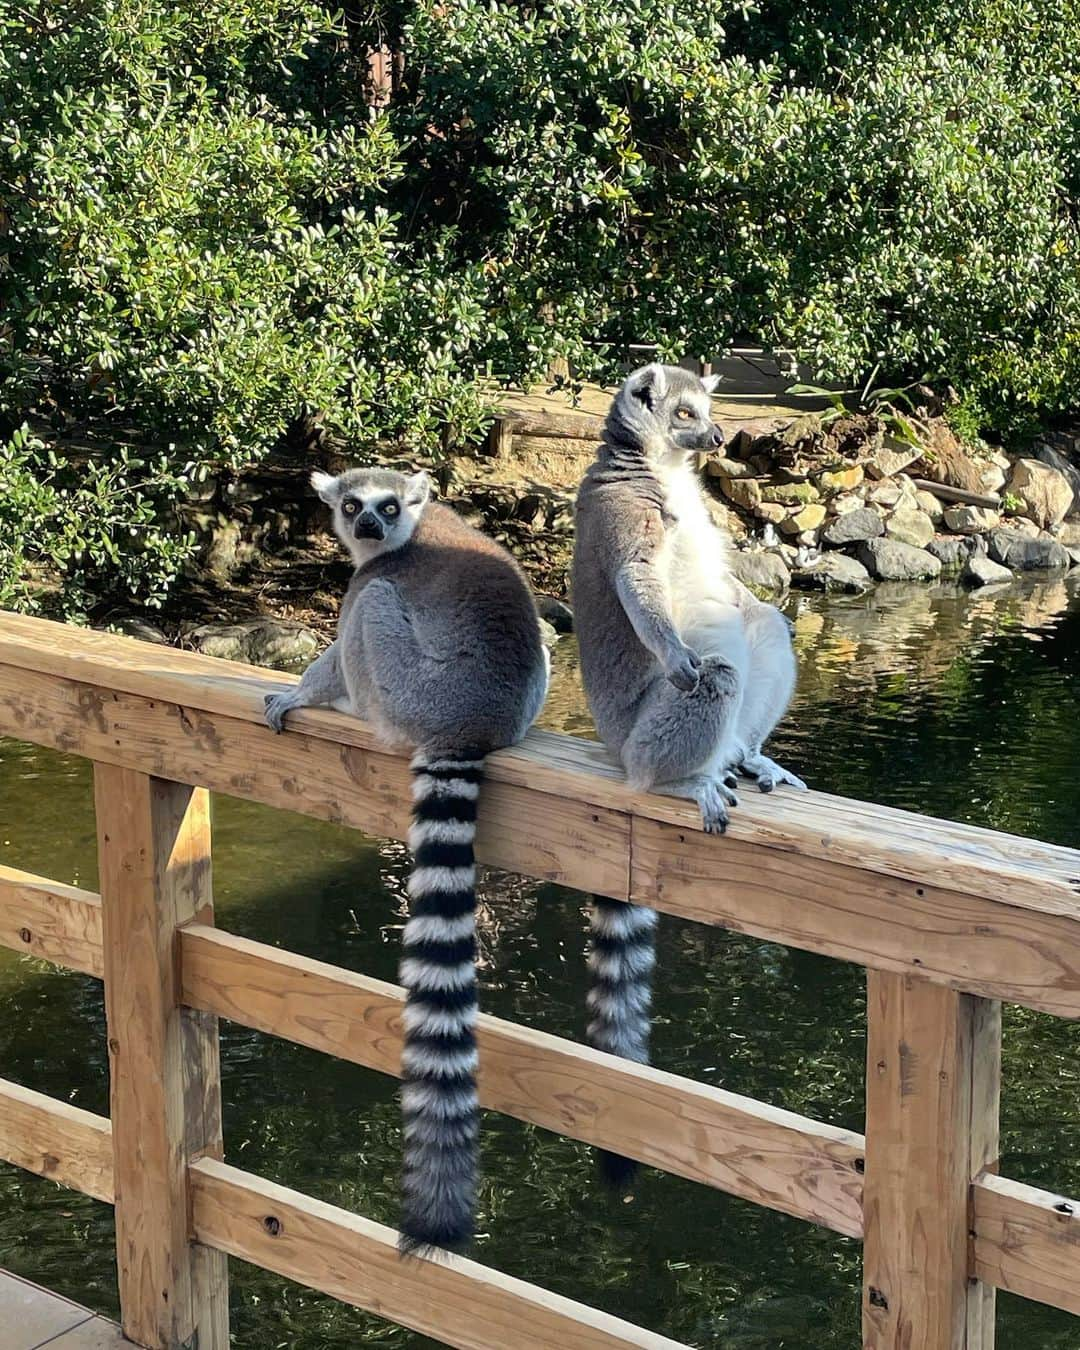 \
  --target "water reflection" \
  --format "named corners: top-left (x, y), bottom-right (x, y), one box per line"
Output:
top-left (0, 575), bottom-right (1078, 1348)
